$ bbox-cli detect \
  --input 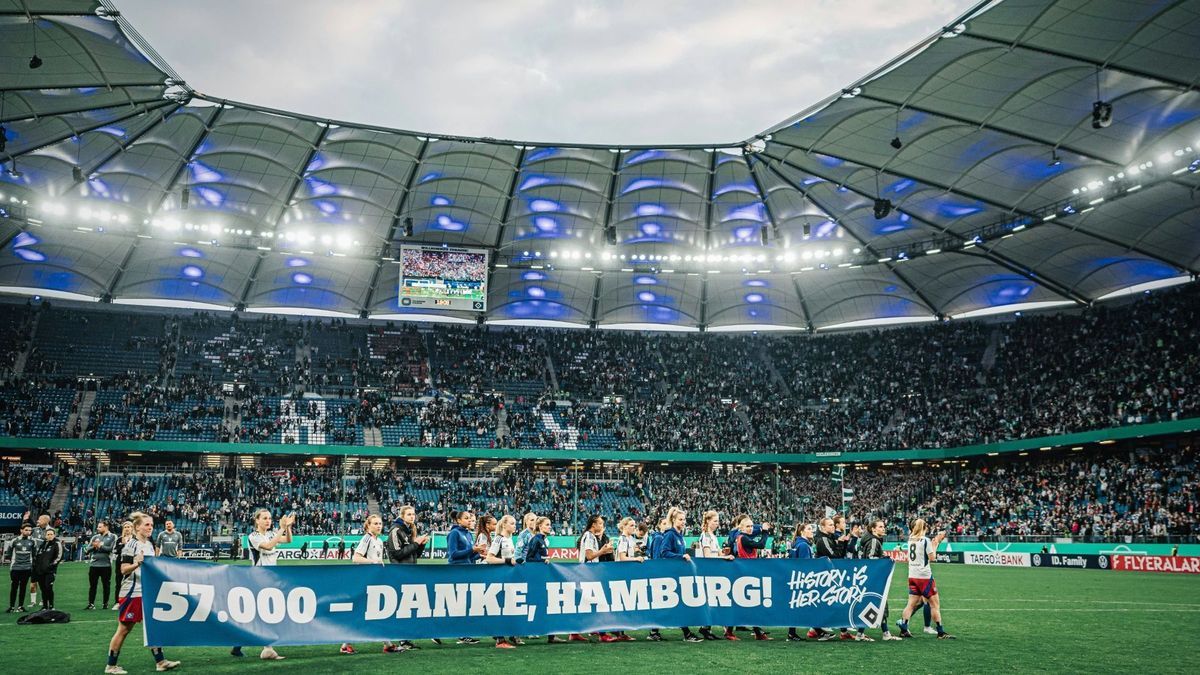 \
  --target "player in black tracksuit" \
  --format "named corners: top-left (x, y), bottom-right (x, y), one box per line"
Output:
top-left (812, 518), bottom-right (854, 641)
top-left (386, 507), bottom-right (434, 648)
top-left (857, 520), bottom-right (900, 640)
